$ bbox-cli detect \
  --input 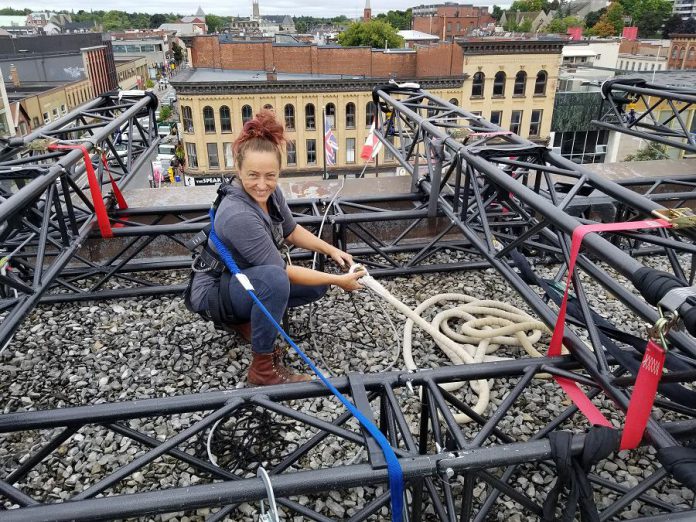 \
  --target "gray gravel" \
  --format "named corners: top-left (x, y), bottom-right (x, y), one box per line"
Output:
top-left (1, 254), bottom-right (694, 520)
